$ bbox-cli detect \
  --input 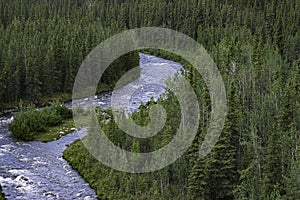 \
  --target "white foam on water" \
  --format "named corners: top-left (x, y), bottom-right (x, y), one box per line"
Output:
top-left (32, 160), bottom-right (48, 166)
top-left (19, 158), bottom-right (30, 162)
top-left (0, 173), bottom-right (34, 193)
top-left (8, 169), bottom-right (31, 176)
top-left (0, 144), bottom-right (14, 153)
